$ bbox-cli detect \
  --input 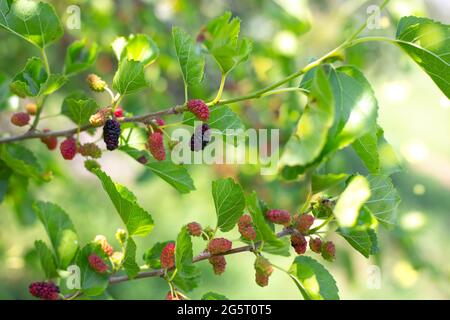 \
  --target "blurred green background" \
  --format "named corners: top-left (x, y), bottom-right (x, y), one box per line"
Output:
top-left (0, 0), bottom-right (449, 299)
